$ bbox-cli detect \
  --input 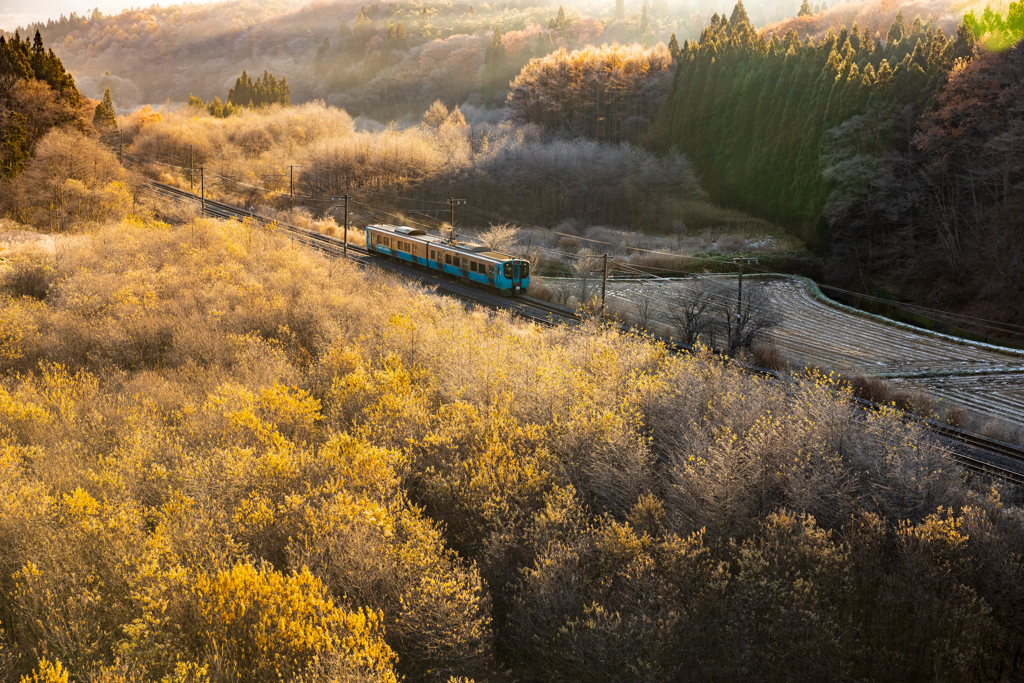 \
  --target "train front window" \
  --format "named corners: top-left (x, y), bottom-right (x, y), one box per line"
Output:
top-left (503, 263), bottom-right (512, 278)
top-left (521, 263), bottom-right (530, 278)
